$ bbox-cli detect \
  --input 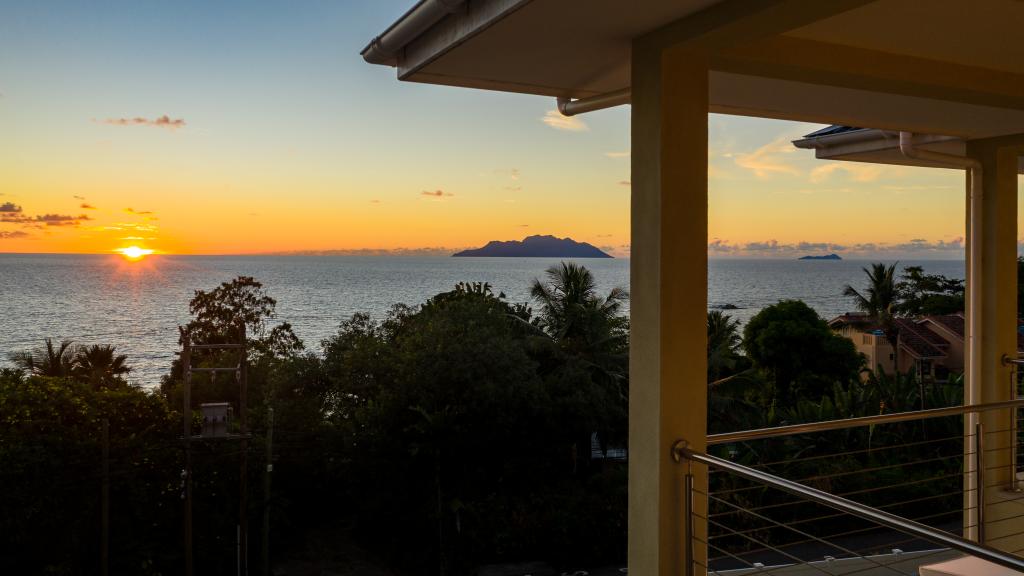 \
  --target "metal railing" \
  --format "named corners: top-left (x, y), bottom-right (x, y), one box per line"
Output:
top-left (679, 398), bottom-right (1024, 575)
